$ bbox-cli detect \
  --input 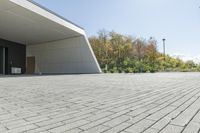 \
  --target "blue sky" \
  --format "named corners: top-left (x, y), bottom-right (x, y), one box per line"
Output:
top-left (34, 0), bottom-right (200, 62)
